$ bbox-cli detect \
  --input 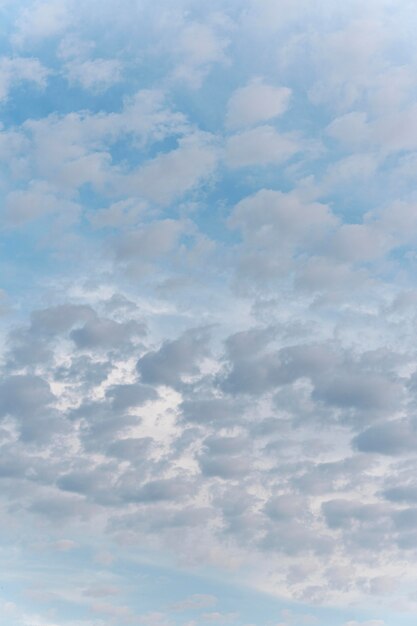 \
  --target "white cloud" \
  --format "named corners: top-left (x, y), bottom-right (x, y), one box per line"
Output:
top-left (5, 180), bottom-right (79, 225)
top-left (326, 112), bottom-right (370, 148)
top-left (129, 132), bottom-right (219, 204)
top-left (226, 80), bottom-right (291, 129)
top-left (173, 20), bottom-right (230, 88)
top-left (64, 58), bottom-right (123, 91)
top-left (0, 56), bottom-right (49, 102)
top-left (13, 0), bottom-right (70, 46)
top-left (307, 17), bottom-right (387, 111)
top-left (230, 189), bottom-right (336, 250)
top-left (225, 125), bottom-right (299, 168)
top-left (89, 198), bottom-right (148, 229)
top-left (324, 223), bottom-right (390, 263)
top-left (0, 89), bottom-right (190, 208)
top-left (114, 219), bottom-right (185, 262)
top-left (243, 0), bottom-right (313, 33)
